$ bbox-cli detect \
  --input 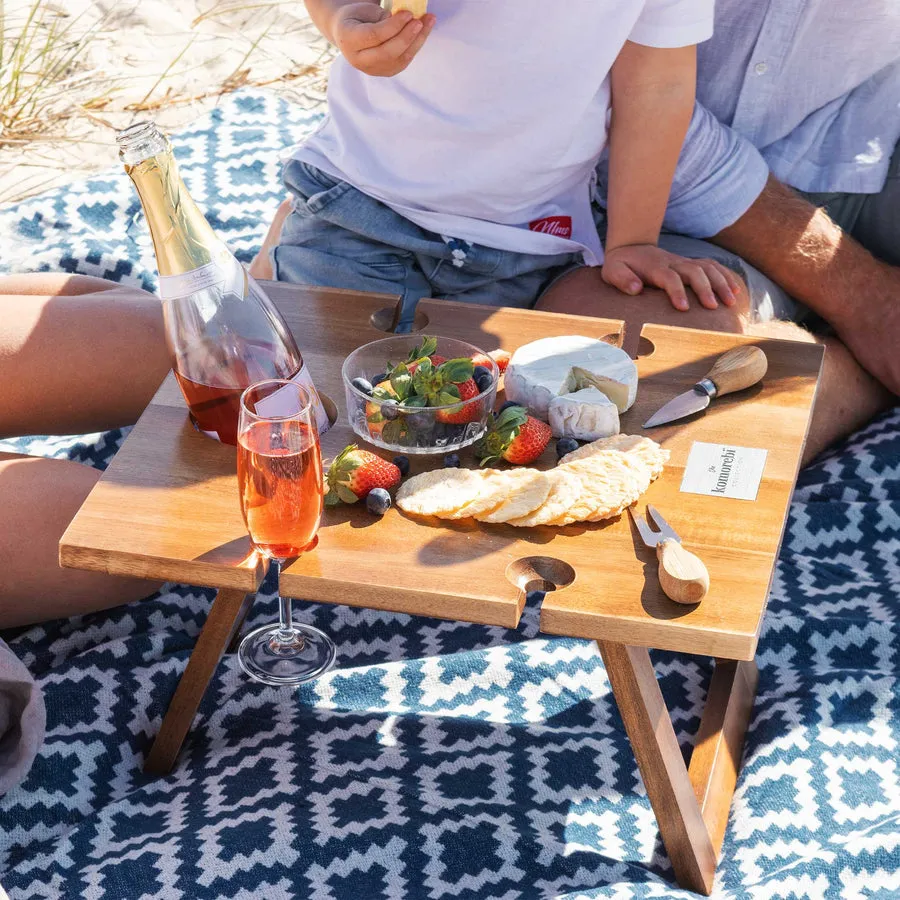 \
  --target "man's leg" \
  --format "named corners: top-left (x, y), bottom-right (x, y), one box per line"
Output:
top-left (0, 274), bottom-right (167, 626)
top-left (536, 268), bottom-right (893, 465)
